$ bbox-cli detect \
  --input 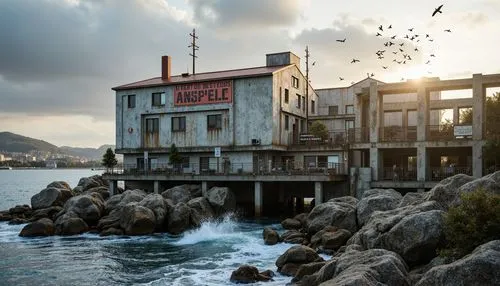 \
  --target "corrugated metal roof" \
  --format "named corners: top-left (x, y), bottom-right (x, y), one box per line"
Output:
top-left (112, 65), bottom-right (290, 91)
